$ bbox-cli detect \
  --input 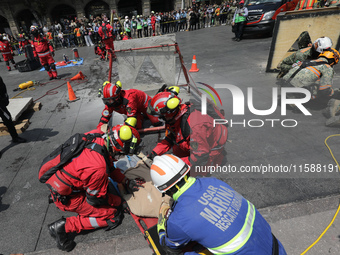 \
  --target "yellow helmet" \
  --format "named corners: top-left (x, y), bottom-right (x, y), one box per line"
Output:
top-left (119, 125), bottom-right (133, 141)
top-left (103, 81), bottom-right (110, 87)
top-left (125, 117), bottom-right (137, 127)
top-left (319, 48), bottom-right (339, 66)
top-left (116, 80), bottom-right (122, 88)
